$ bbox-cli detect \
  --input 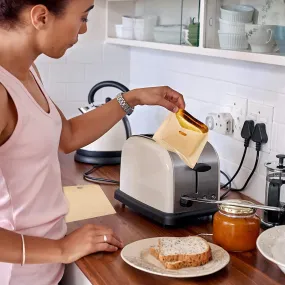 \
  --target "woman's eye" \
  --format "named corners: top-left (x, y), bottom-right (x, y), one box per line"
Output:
top-left (81, 18), bottom-right (89, 23)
